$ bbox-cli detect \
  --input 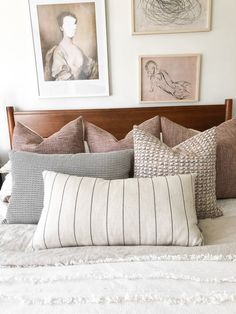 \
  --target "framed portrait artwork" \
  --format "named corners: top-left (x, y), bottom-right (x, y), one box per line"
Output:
top-left (132, 0), bottom-right (212, 34)
top-left (29, 0), bottom-right (109, 98)
top-left (139, 54), bottom-right (201, 103)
